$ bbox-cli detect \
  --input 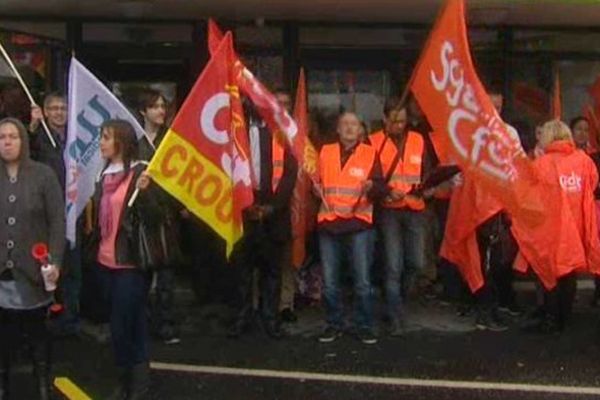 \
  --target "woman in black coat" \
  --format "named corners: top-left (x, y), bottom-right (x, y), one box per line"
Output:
top-left (0, 117), bottom-right (64, 400)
